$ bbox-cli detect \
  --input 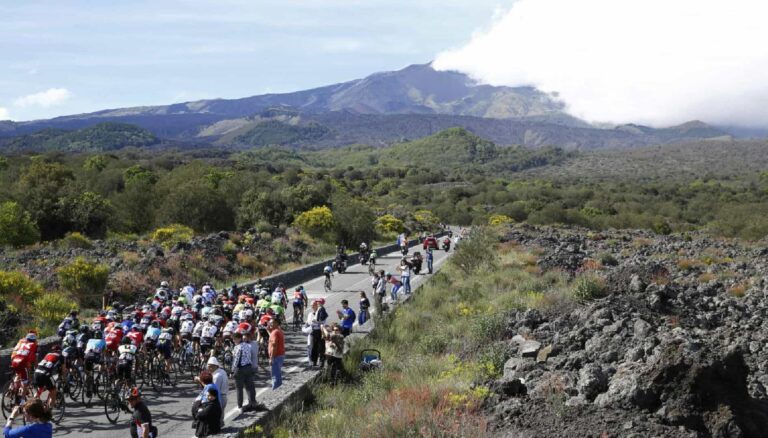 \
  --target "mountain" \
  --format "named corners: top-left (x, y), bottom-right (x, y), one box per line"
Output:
top-left (0, 63), bottom-right (734, 151)
top-left (0, 122), bottom-right (159, 153)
